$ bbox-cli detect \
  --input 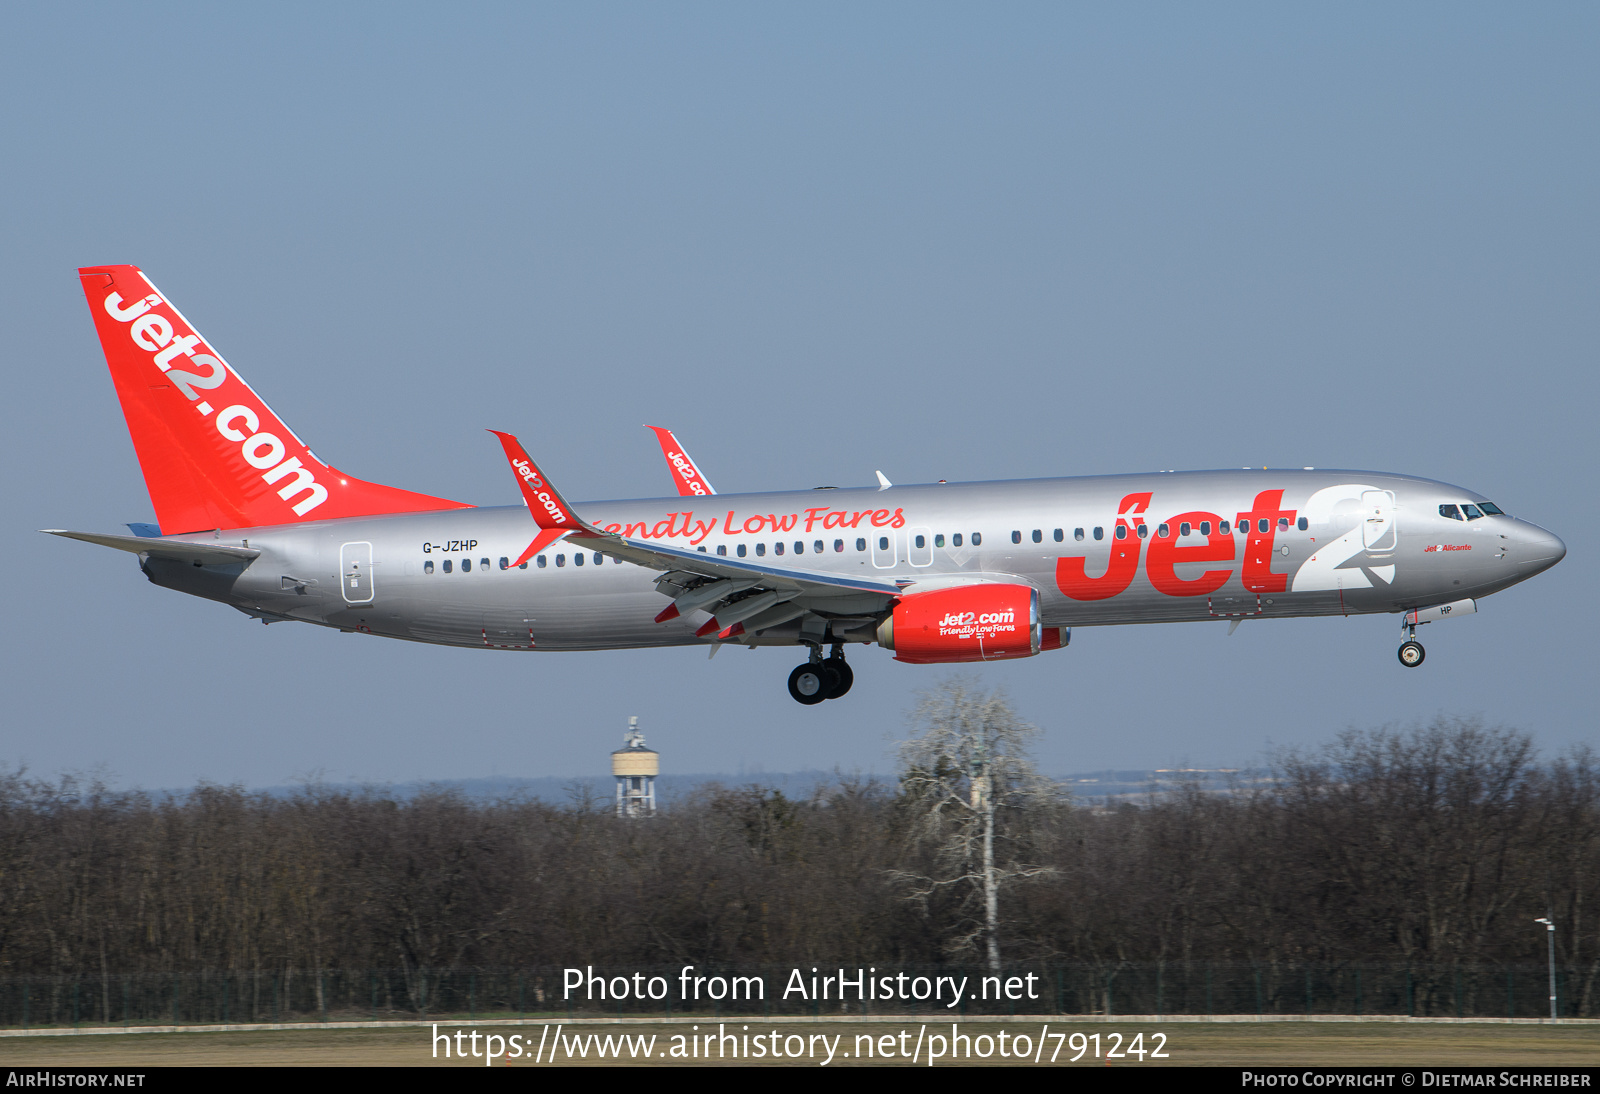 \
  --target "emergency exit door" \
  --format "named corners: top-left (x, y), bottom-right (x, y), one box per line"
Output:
top-left (340, 541), bottom-right (374, 604)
